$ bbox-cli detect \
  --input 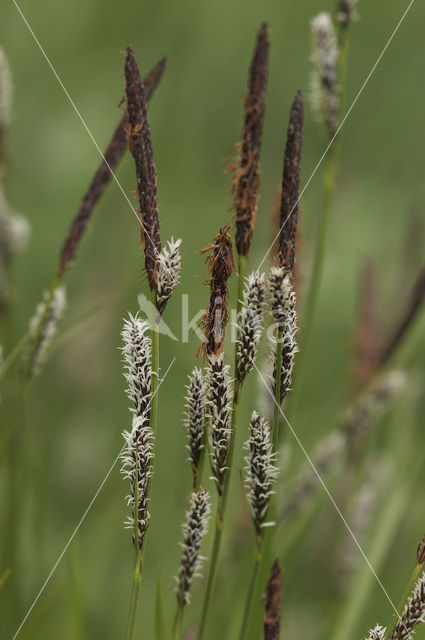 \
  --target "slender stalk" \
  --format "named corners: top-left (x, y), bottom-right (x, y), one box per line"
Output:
top-left (195, 424), bottom-right (208, 491)
top-left (126, 548), bottom-right (142, 640)
top-left (244, 325), bottom-right (285, 640)
top-left (172, 606), bottom-right (183, 640)
top-left (125, 291), bottom-right (160, 639)
top-left (386, 562), bottom-right (424, 640)
top-left (0, 331), bottom-right (29, 383)
top-left (301, 150), bottom-right (337, 355)
top-left (222, 382), bottom-right (241, 510)
top-left (151, 290), bottom-right (161, 438)
top-left (198, 253), bottom-right (246, 640)
top-left (198, 511), bottom-right (223, 640)
top-left (197, 379), bottom-right (241, 640)
top-left (126, 453), bottom-right (142, 640)
top-left (272, 326), bottom-right (284, 450)
top-left (237, 255), bottom-right (246, 316)
top-left (238, 539), bottom-right (262, 640)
